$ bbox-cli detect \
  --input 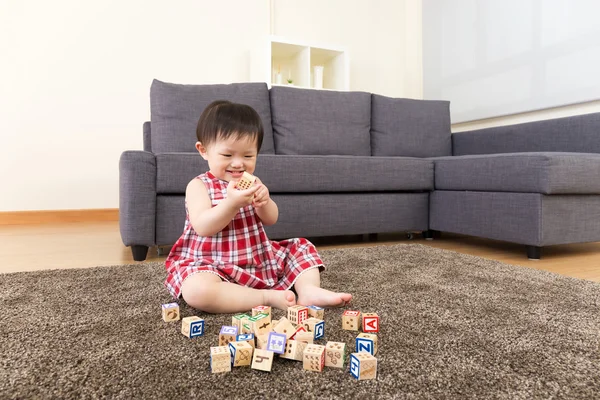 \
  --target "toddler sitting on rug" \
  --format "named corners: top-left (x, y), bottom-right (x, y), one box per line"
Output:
top-left (164, 100), bottom-right (352, 313)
